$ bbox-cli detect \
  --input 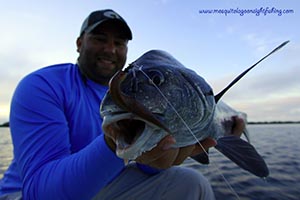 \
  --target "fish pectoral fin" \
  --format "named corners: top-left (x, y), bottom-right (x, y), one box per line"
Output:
top-left (243, 128), bottom-right (251, 143)
top-left (215, 136), bottom-right (269, 178)
top-left (191, 150), bottom-right (210, 164)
